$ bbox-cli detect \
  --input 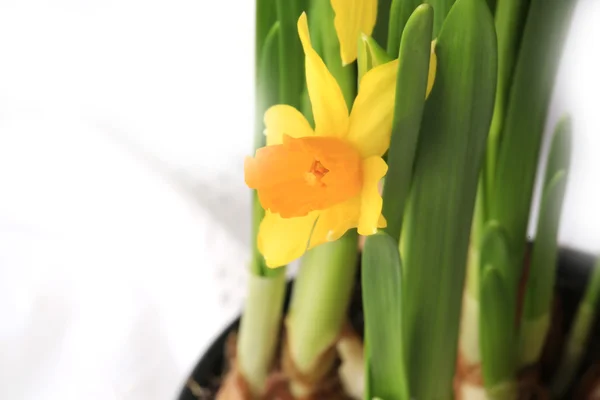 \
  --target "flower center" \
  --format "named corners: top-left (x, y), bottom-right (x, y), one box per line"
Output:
top-left (244, 135), bottom-right (363, 218)
top-left (305, 160), bottom-right (329, 186)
